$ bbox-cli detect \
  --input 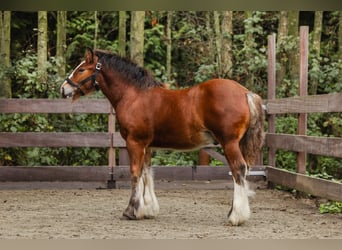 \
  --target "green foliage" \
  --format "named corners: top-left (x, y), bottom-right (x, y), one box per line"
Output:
top-left (66, 12), bottom-right (119, 67)
top-left (144, 23), bottom-right (167, 82)
top-left (233, 11), bottom-right (268, 93)
top-left (319, 201), bottom-right (342, 214)
top-left (151, 150), bottom-right (199, 166)
top-left (194, 64), bottom-right (216, 83)
top-left (11, 50), bottom-right (62, 99)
